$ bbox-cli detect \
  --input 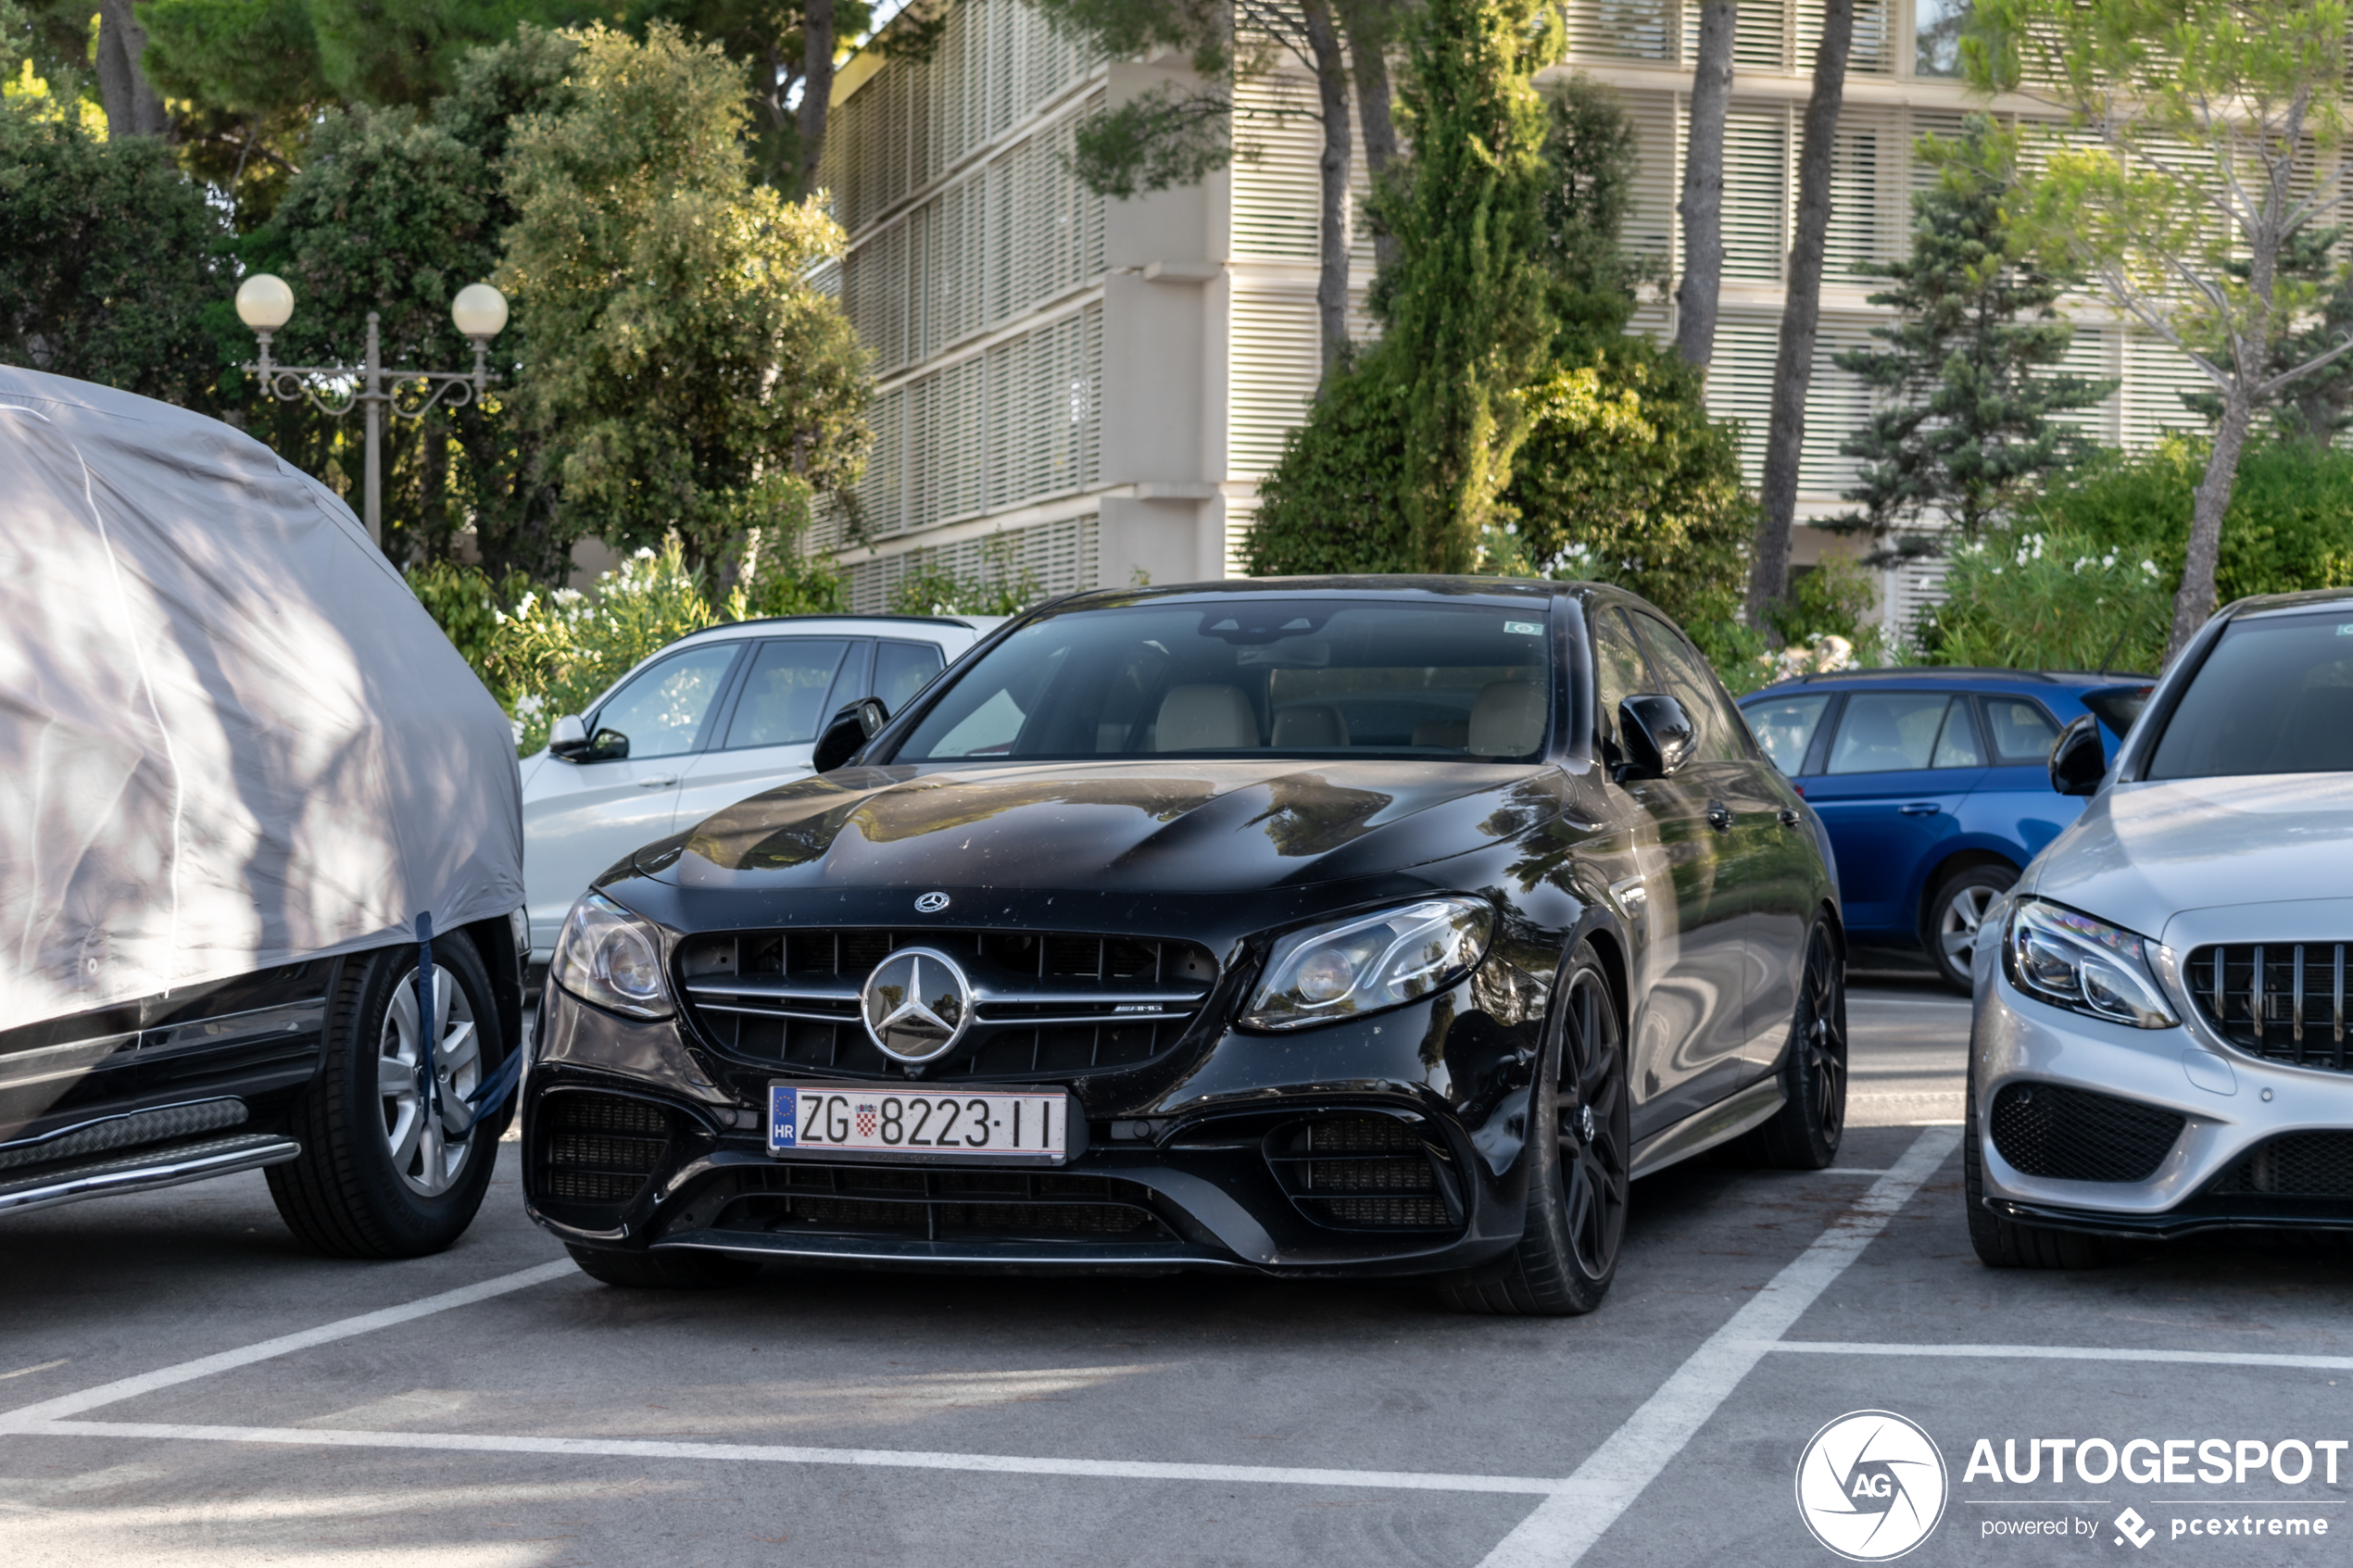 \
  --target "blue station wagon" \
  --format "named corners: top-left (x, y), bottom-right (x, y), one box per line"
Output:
top-left (1737, 670), bottom-right (2150, 990)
